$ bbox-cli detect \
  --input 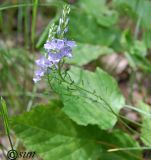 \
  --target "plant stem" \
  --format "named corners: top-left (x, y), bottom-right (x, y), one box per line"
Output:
top-left (31, 0), bottom-right (38, 50)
